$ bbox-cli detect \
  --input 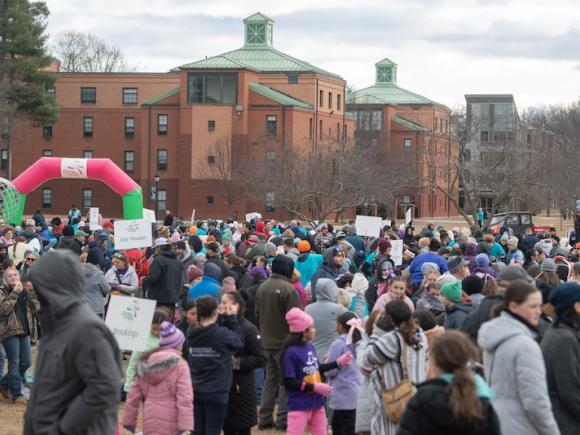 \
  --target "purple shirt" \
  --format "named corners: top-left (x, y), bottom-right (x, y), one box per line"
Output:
top-left (282, 342), bottom-right (325, 411)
